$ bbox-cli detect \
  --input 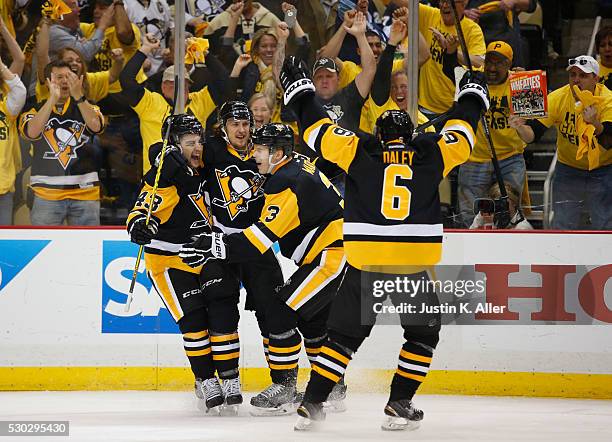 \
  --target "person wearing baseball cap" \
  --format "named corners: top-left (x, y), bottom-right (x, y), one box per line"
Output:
top-left (458, 40), bottom-right (528, 228)
top-left (510, 54), bottom-right (612, 230)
